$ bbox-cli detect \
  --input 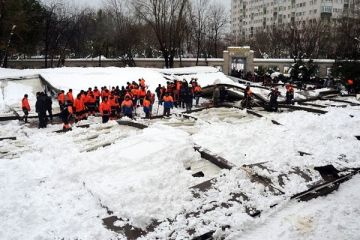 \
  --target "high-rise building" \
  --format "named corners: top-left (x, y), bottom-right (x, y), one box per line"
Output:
top-left (231, 0), bottom-right (357, 39)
